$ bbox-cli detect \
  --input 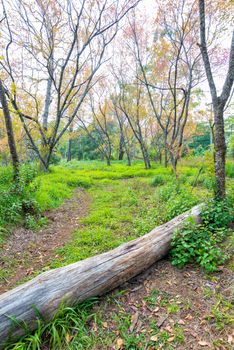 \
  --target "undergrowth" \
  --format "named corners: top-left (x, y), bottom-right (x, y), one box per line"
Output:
top-left (171, 198), bottom-right (234, 272)
top-left (3, 299), bottom-right (98, 350)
